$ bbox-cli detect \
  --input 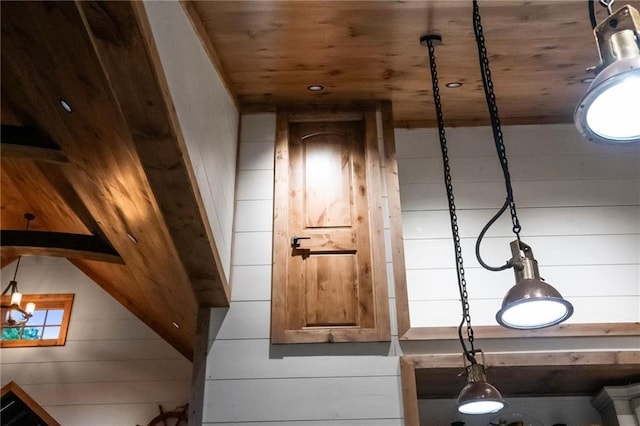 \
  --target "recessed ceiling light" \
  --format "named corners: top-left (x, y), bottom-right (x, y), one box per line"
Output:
top-left (446, 82), bottom-right (463, 88)
top-left (172, 322), bottom-right (180, 329)
top-left (60, 99), bottom-right (72, 112)
top-left (307, 85), bottom-right (324, 91)
top-left (127, 233), bottom-right (138, 244)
